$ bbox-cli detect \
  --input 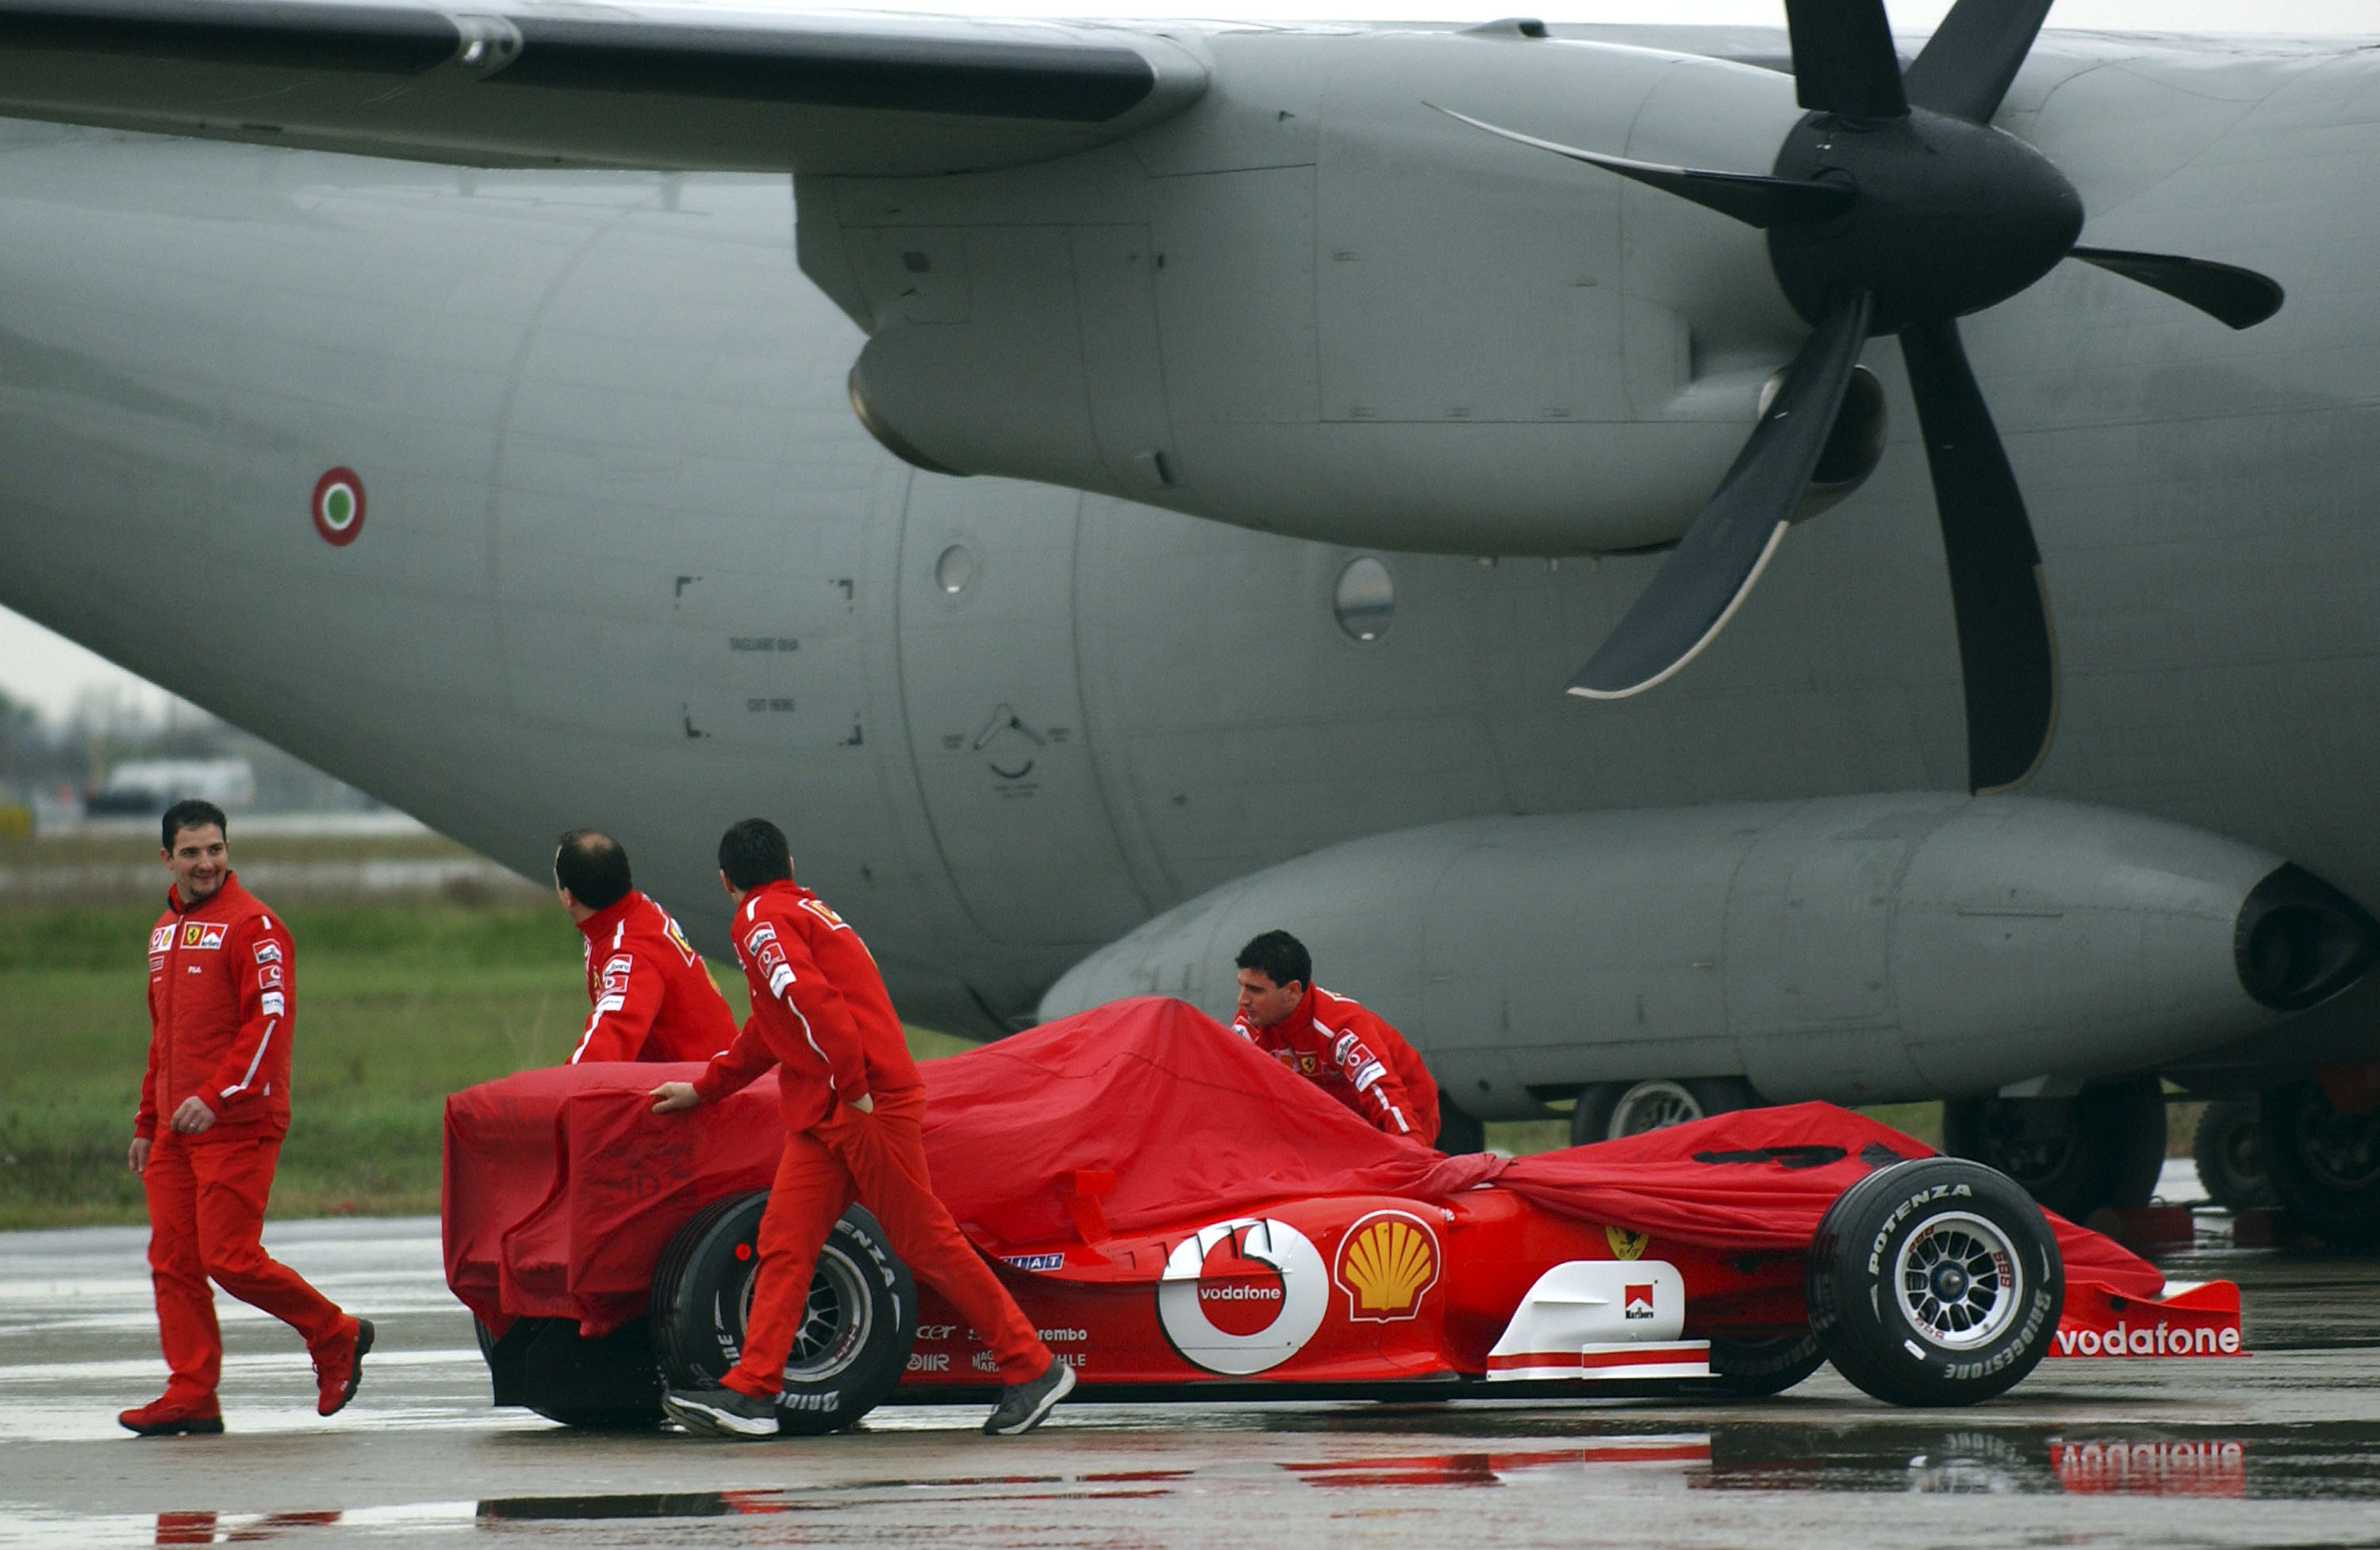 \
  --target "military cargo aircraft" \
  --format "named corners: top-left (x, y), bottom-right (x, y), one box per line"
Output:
top-left (2, 0), bottom-right (2378, 1235)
